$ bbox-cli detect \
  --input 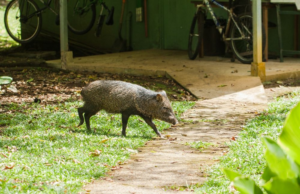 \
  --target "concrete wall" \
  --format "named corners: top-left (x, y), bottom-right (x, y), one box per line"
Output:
top-left (268, 5), bottom-right (300, 56)
top-left (37, 0), bottom-right (197, 51)
top-left (37, 0), bottom-right (161, 51)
